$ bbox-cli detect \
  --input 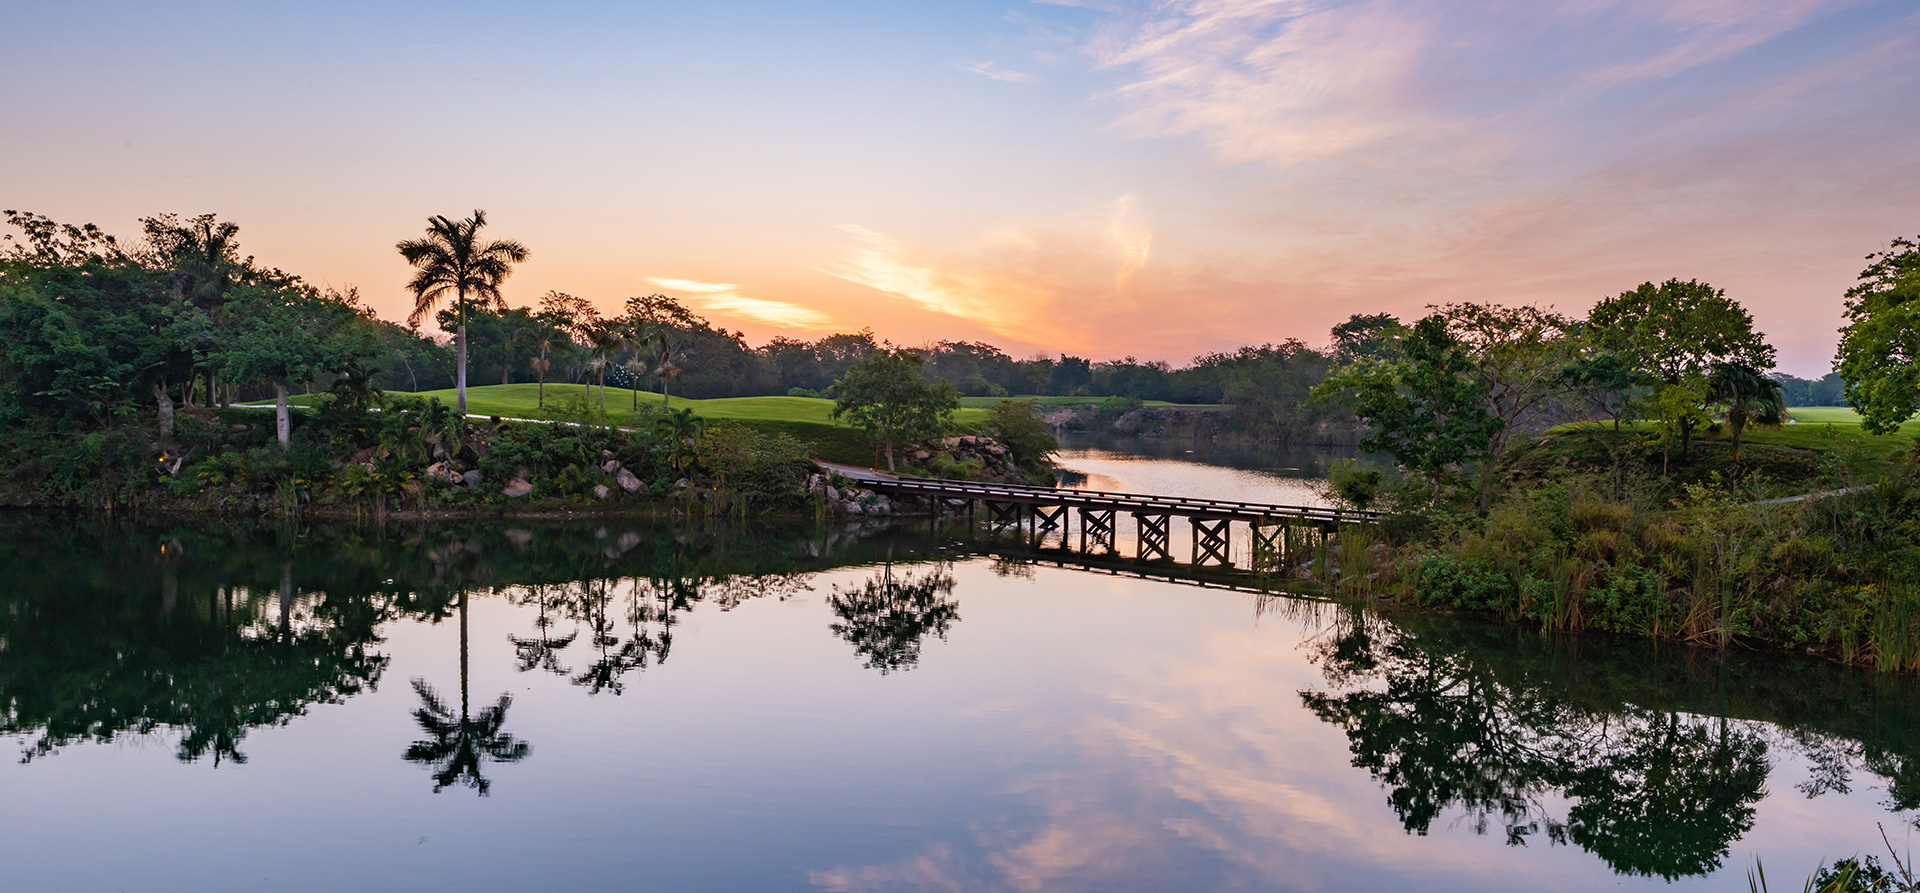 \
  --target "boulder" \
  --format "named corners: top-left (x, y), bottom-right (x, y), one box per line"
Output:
top-left (600, 449), bottom-right (615, 463)
top-left (460, 469), bottom-right (482, 487)
top-left (616, 467), bottom-right (643, 494)
top-left (503, 478), bottom-right (533, 498)
top-left (592, 484), bottom-right (612, 500)
top-left (432, 443), bottom-right (449, 461)
top-left (601, 459), bottom-right (621, 474)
